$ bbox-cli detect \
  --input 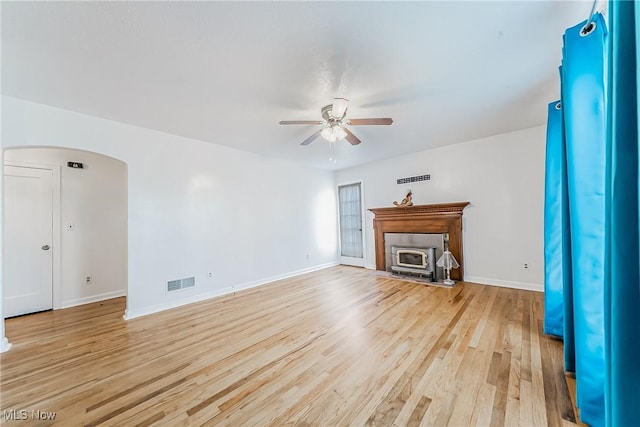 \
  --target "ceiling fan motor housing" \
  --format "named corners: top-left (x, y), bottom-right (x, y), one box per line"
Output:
top-left (322, 103), bottom-right (346, 122)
